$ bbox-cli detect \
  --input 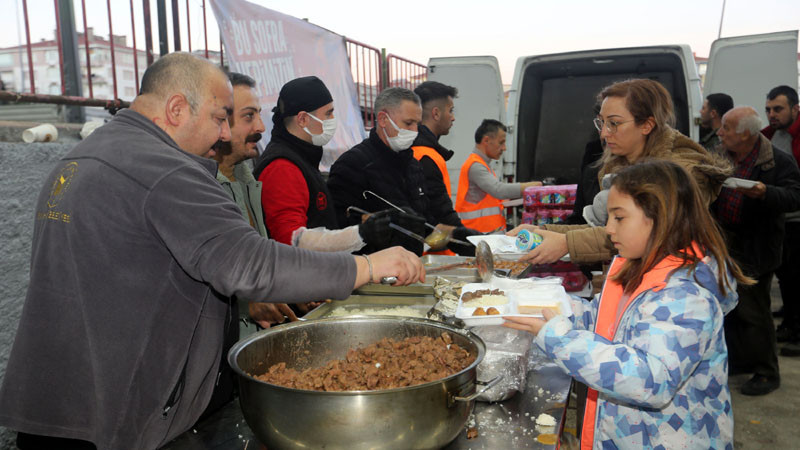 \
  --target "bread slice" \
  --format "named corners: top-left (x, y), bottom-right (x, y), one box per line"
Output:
top-left (517, 299), bottom-right (561, 316)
